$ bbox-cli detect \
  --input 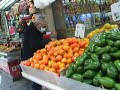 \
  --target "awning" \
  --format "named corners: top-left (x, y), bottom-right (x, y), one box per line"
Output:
top-left (0, 0), bottom-right (18, 10)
